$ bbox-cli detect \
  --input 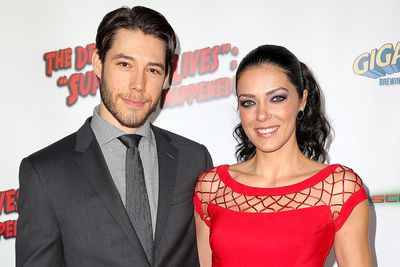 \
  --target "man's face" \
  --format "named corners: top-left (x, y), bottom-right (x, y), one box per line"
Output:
top-left (93, 29), bottom-right (167, 131)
